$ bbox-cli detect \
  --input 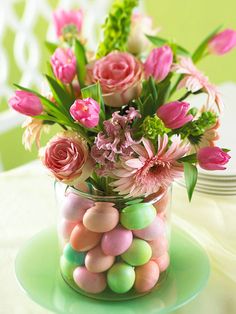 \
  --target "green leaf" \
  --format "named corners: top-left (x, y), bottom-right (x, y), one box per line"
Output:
top-left (74, 39), bottom-right (87, 88)
top-left (146, 35), bottom-right (167, 46)
top-left (222, 148), bottom-right (230, 153)
top-left (45, 75), bottom-right (73, 112)
top-left (178, 154), bottom-right (197, 163)
top-left (184, 163), bottom-right (198, 201)
top-left (156, 78), bottom-right (171, 108)
top-left (192, 25), bottom-right (222, 63)
top-left (45, 41), bottom-right (58, 54)
top-left (171, 43), bottom-right (191, 57)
